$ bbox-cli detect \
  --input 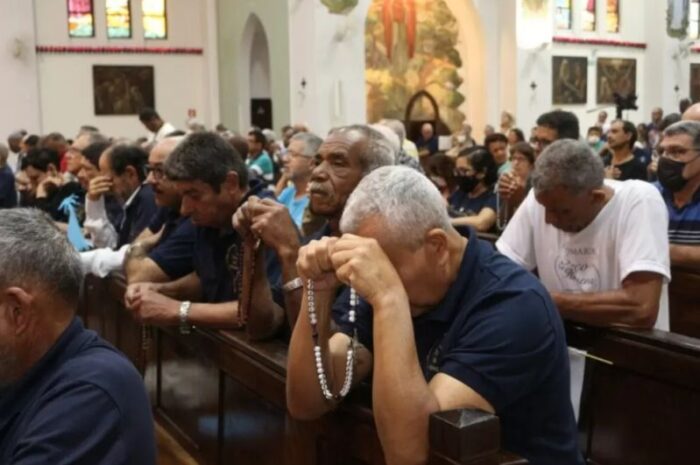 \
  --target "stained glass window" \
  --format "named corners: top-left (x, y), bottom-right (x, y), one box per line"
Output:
top-left (68, 0), bottom-right (95, 38)
top-left (582, 0), bottom-right (597, 32)
top-left (106, 0), bottom-right (132, 38)
top-left (606, 0), bottom-right (620, 33)
top-left (555, 0), bottom-right (573, 30)
top-left (143, 0), bottom-right (167, 39)
top-left (691, 0), bottom-right (700, 39)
